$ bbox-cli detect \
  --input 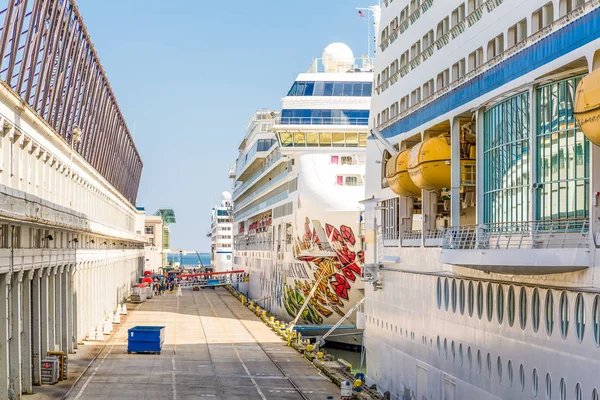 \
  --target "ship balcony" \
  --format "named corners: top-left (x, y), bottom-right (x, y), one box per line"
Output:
top-left (234, 229), bottom-right (273, 251)
top-left (439, 219), bottom-right (592, 274)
